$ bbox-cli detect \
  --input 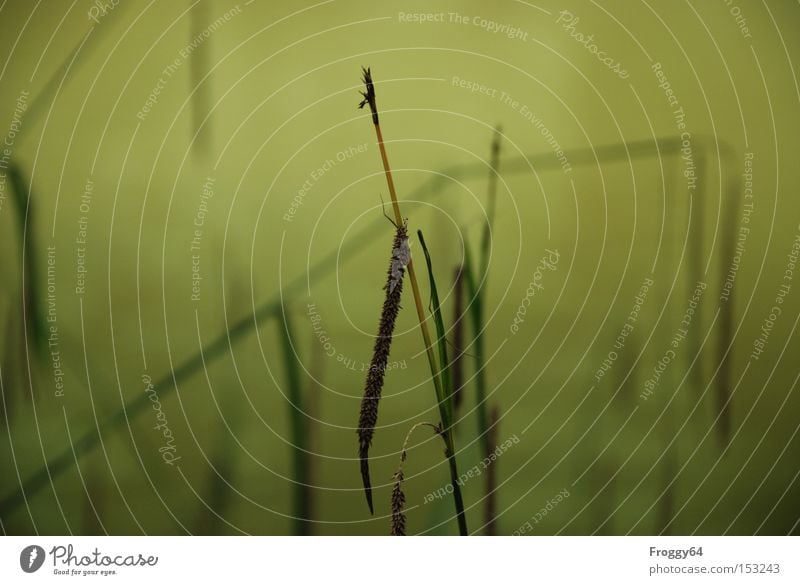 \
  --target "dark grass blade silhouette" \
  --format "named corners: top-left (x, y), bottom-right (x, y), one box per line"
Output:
top-left (484, 405), bottom-right (499, 535)
top-left (278, 312), bottom-right (312, 533)
top-left (9, 164), bottom-right (47, 361)
top-left (451, 266), bottom-right (466, 413)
